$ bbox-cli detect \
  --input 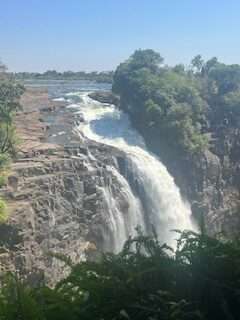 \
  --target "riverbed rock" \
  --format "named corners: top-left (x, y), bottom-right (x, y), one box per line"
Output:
top-left (88, 91), bottom-right (119, 105)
